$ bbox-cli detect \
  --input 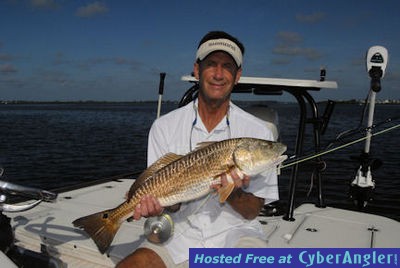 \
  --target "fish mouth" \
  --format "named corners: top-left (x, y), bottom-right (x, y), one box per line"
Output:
top-left (278, 154), bottom-right (288, 164)
top-left (275, 143), bottom-right (287, 155)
